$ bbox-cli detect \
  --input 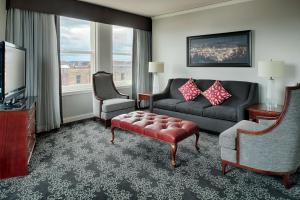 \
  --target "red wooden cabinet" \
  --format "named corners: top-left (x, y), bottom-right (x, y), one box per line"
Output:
top-left (0, 97), bottom-right (36, 179)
